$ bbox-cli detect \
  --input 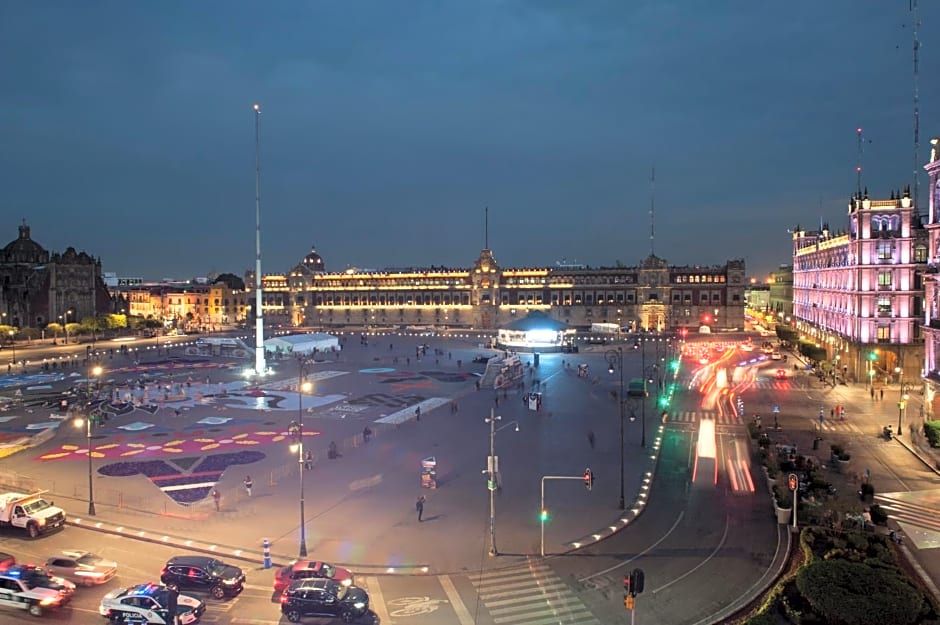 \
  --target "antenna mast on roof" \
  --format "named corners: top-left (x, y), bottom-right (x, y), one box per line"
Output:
top-left (484, 206), bottom-right (489, 249)
top-left (856, 127), bottom-right (864, 198)
top-left (649, 166), bottom-right (656, 256)
top-left (912, 0), bottom-right (921, 214)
